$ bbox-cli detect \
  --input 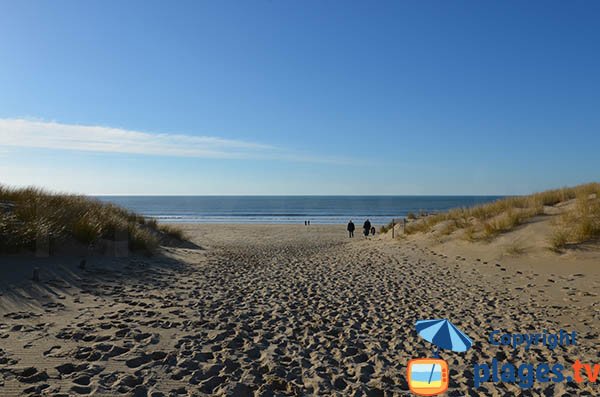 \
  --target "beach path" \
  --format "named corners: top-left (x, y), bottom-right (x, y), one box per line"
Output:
top-left (0, 224), bottom-right (596, 396)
